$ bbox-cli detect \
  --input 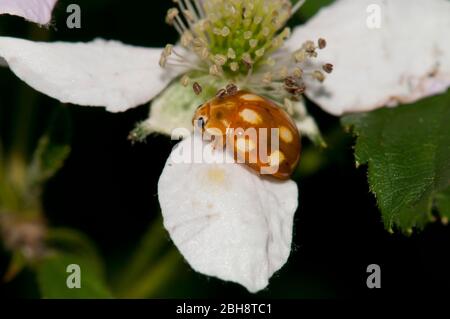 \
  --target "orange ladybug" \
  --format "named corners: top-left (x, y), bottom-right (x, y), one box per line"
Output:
top-left (193, 86), bottom-right (301, 180)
